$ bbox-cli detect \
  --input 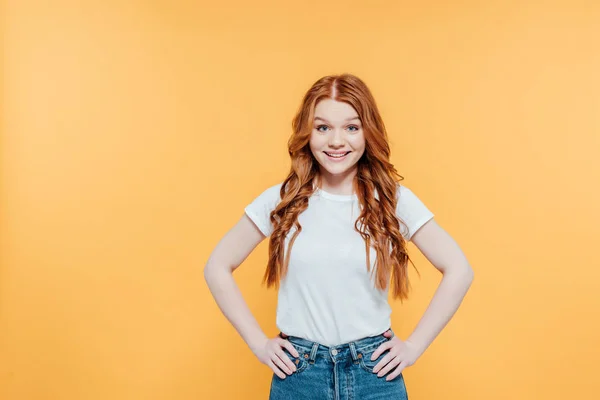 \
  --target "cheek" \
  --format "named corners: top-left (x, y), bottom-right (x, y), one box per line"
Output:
top-left (309, 134), bottom-right (326, 150)
top-left (308, 140), bottom-right (322, 158)
top-left (350, 136), bottom-right (366, 152)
